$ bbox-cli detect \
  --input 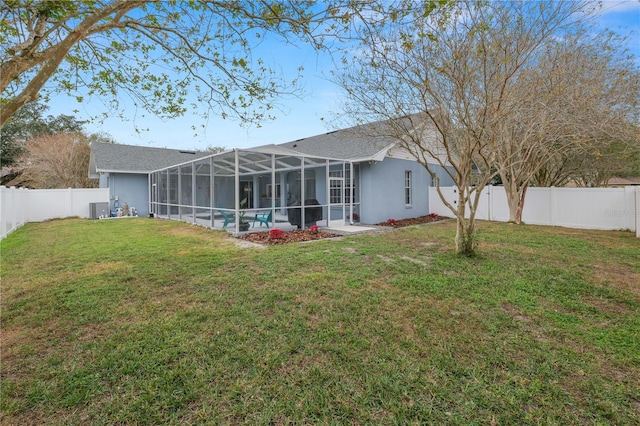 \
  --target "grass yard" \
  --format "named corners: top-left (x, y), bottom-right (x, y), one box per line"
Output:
top-left (1, 217), bottom-right (639, 425)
